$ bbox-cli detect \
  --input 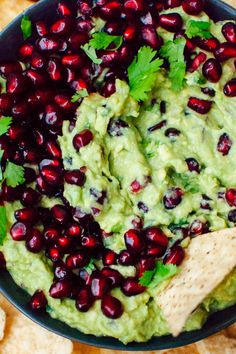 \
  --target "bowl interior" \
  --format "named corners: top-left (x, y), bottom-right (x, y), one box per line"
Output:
top-left (0, 0), bottom-right (236, 351)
